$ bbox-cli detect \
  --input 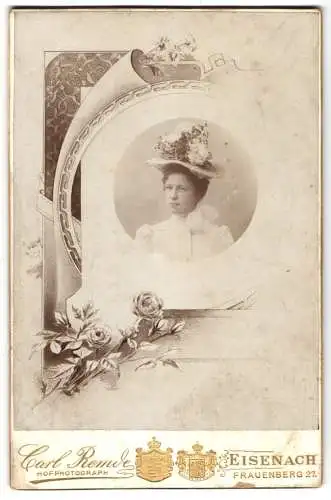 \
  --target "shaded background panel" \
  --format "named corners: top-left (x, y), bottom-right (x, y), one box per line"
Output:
top-left (114, 118), bottom-right (257, 241)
